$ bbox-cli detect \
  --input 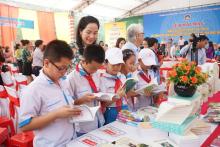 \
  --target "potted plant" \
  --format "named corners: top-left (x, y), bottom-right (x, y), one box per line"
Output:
top-left (168, 59), bottom-right (208, 97)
